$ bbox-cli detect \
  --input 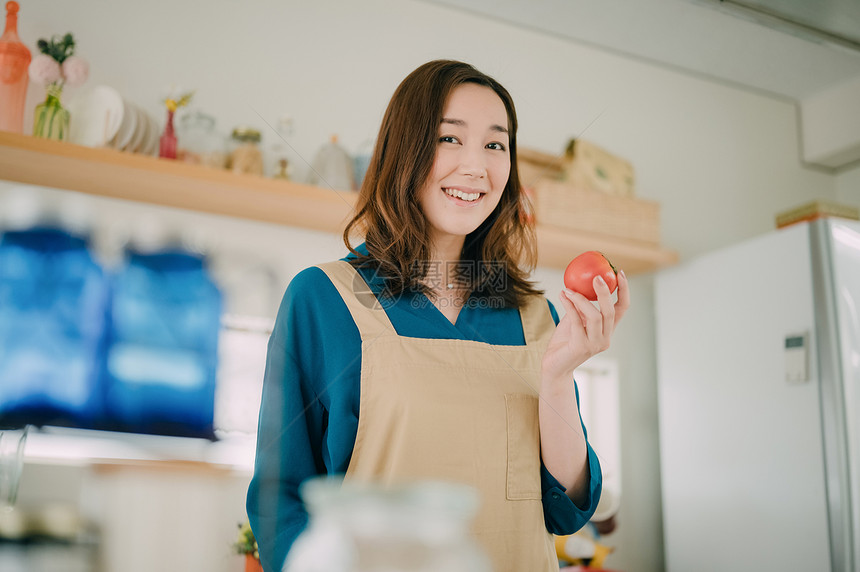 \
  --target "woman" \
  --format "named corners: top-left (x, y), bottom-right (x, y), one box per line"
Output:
top-left (247, 59), bottom-right (629, 572)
